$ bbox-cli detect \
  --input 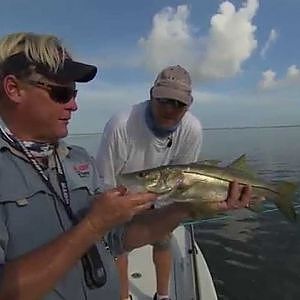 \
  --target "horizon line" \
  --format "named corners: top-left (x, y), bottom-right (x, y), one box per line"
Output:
top-left (68, 124), bottom-right (300, 136)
